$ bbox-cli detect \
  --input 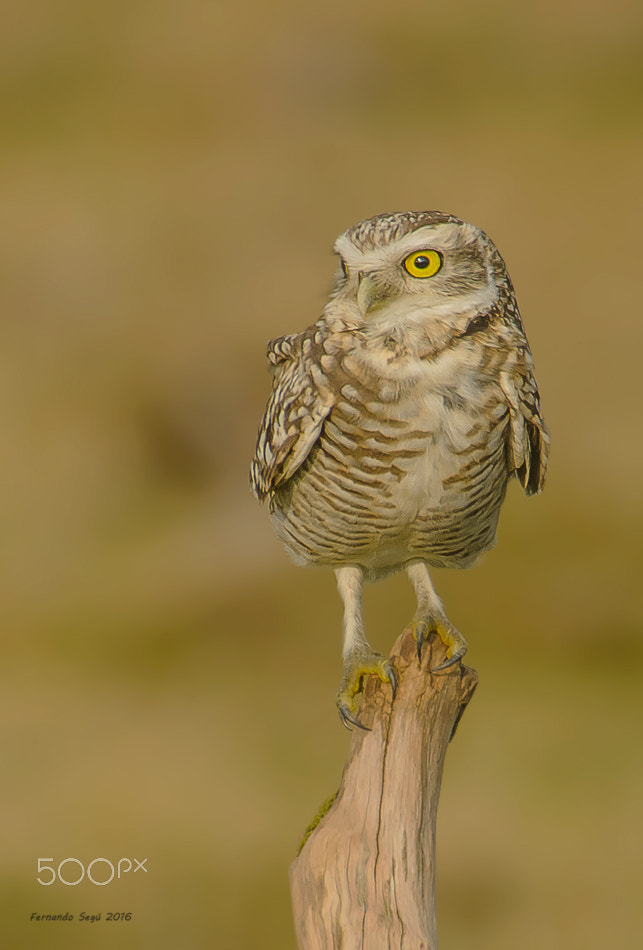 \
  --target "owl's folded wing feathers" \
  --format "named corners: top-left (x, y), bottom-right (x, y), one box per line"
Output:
top-left (250, 331), bottom-right (335, 501)
top-left (500, 351), bottom-right (550, 496)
